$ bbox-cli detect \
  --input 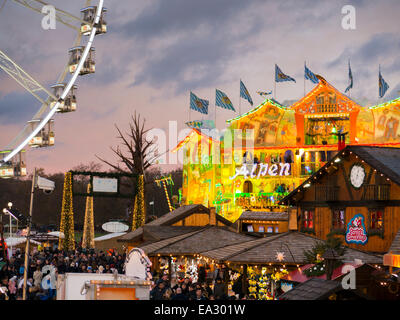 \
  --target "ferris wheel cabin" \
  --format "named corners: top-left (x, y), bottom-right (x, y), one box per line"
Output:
top-left (68, 47), bottom-right (95, 75)
top-left (80, 6), bottom-right (107, 36)
top-left (0, 150), bottom-right (26, 178)
top-left (27, 119), bottom-right (55, 148)
top-left (51, 83), bottom-right (77, 113)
